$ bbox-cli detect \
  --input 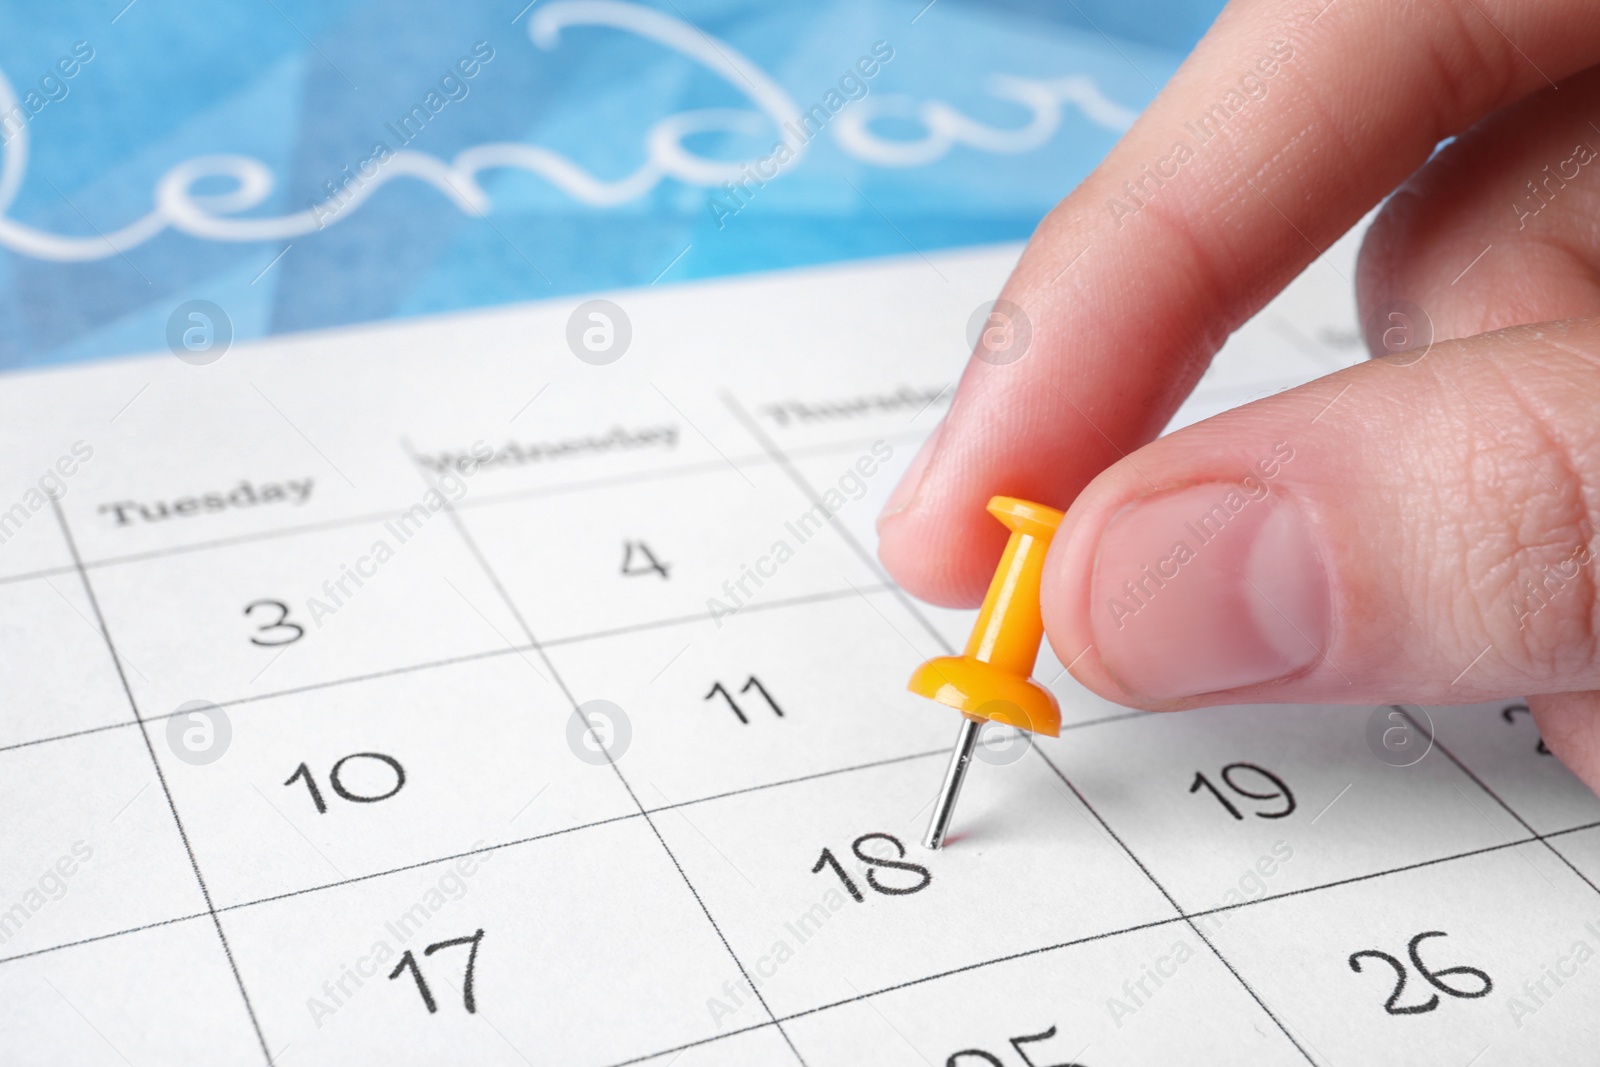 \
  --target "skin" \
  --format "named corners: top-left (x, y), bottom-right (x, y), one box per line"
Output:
top-left (876, 0), bottom-right (1600, 790)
